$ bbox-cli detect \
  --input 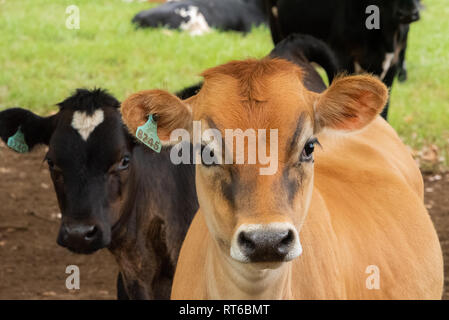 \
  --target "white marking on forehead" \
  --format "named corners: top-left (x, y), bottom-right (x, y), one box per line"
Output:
top-left (175, 6), bottom-right (211, 36)
top-left (71, 110), bottom-right (104, 141)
